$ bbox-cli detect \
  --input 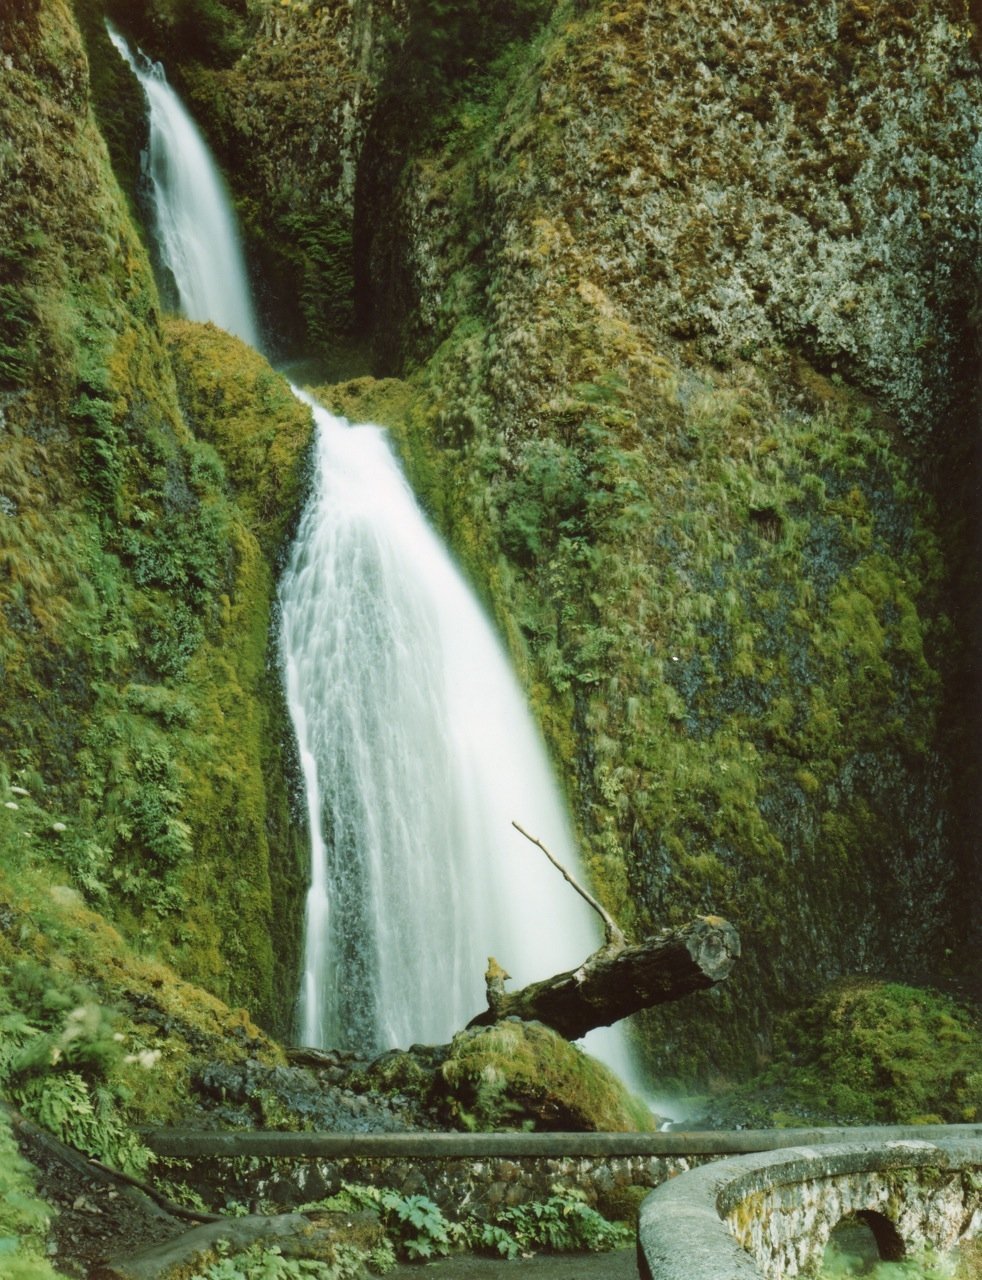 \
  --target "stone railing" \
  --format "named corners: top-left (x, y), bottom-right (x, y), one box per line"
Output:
top-left (146, 1123), bottom-right (982, 1232)
top-left (637, 1133), bottom-right (982, 1279)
